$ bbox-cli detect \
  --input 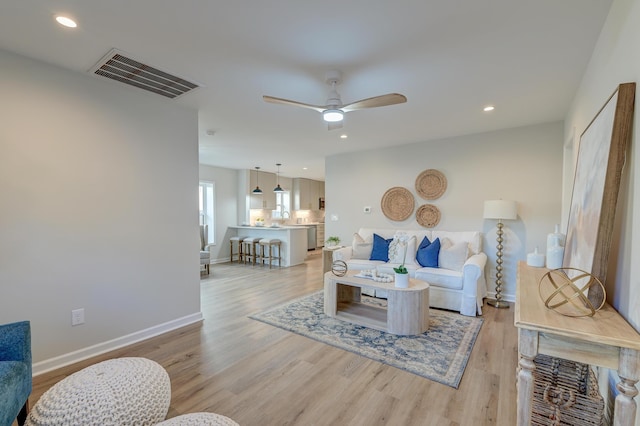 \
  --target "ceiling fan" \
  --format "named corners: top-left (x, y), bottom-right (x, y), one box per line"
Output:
top-left (263, 70), bottom-right (407, 130)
